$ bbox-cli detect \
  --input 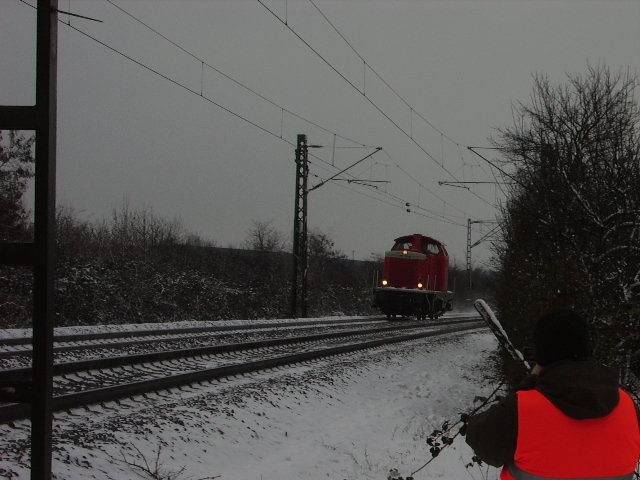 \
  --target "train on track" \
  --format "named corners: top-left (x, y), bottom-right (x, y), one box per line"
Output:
top-left (373, 234), bottom-right (454, 320)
